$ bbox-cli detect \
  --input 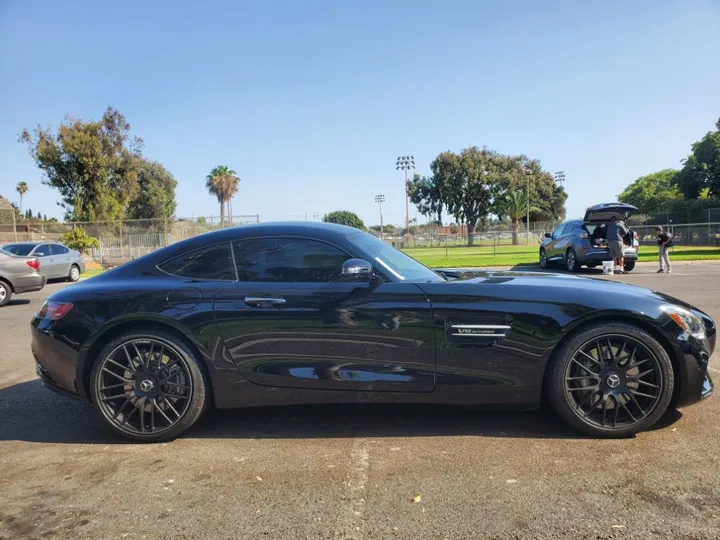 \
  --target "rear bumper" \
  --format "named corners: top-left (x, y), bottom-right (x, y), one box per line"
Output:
top-left (31, 325), bottom-right (84, 398)
top-left (13, 273), bottom-right (47, 294)
top-left (580, 247), bottom-right (638, 264)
